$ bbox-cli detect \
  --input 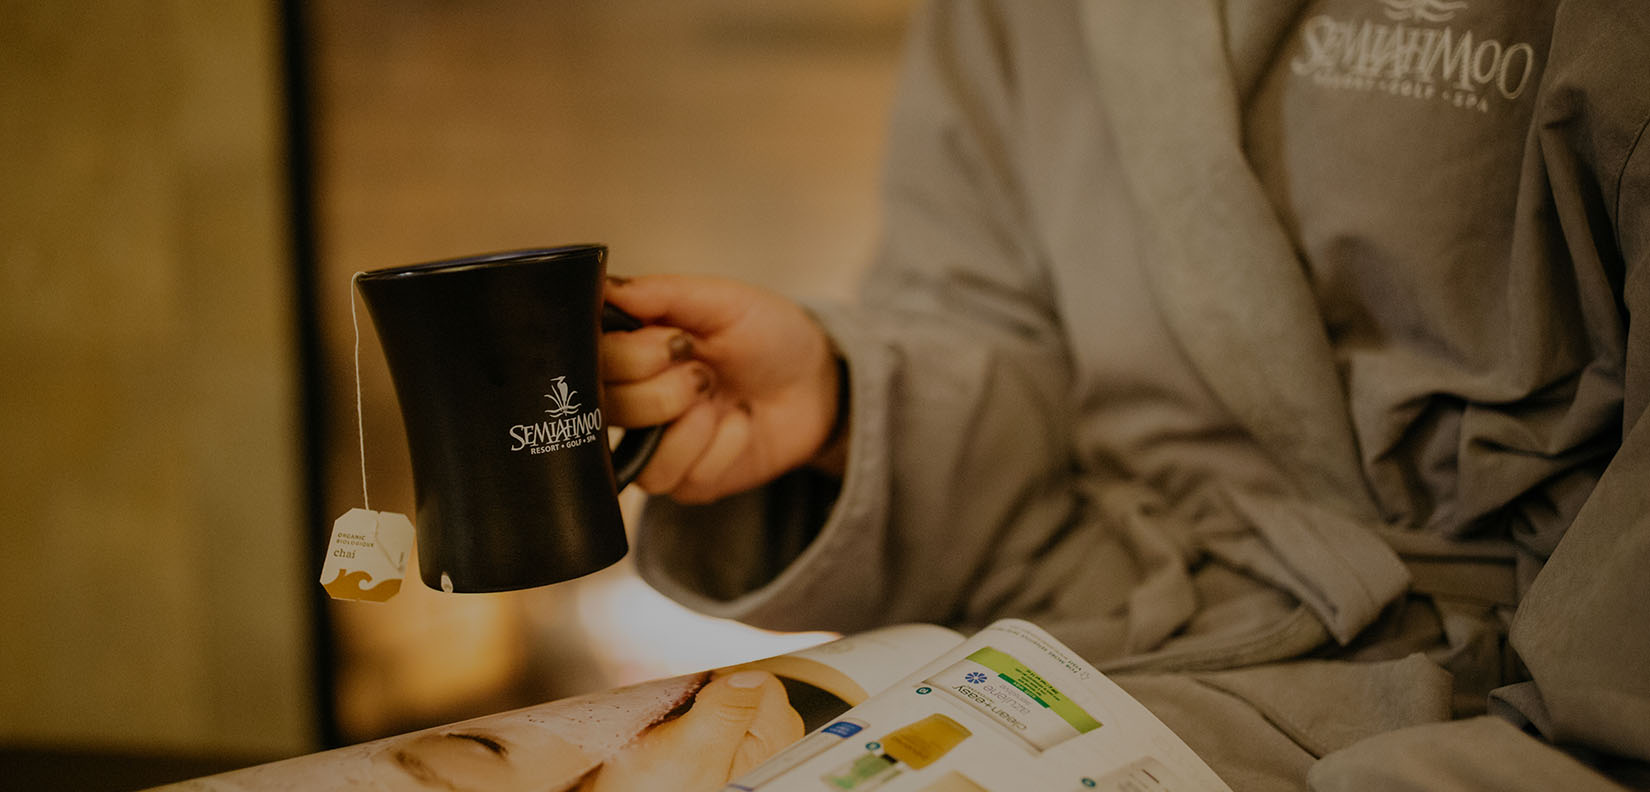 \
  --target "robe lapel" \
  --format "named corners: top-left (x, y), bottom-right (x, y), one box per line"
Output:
top-left (1077, 0), bottom-right (1412, 642)
top-left (1077, 0), bottom-right (1378, 522)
